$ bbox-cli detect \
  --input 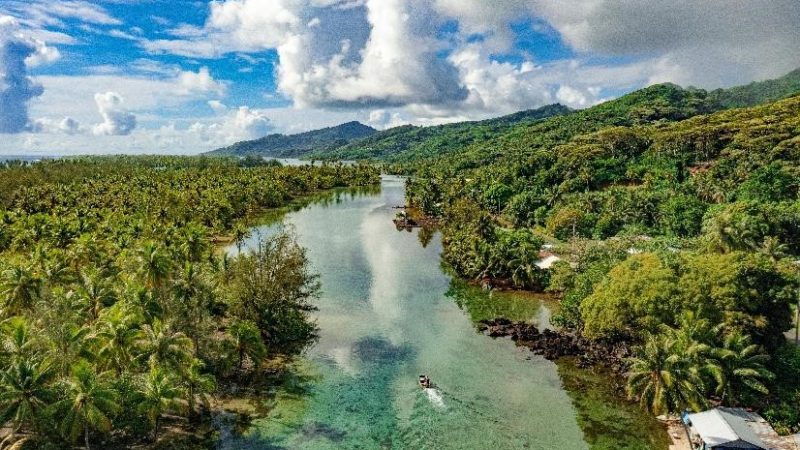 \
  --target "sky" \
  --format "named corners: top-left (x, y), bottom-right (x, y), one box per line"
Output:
top-left (0, 0), bottom-right (799, 155)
